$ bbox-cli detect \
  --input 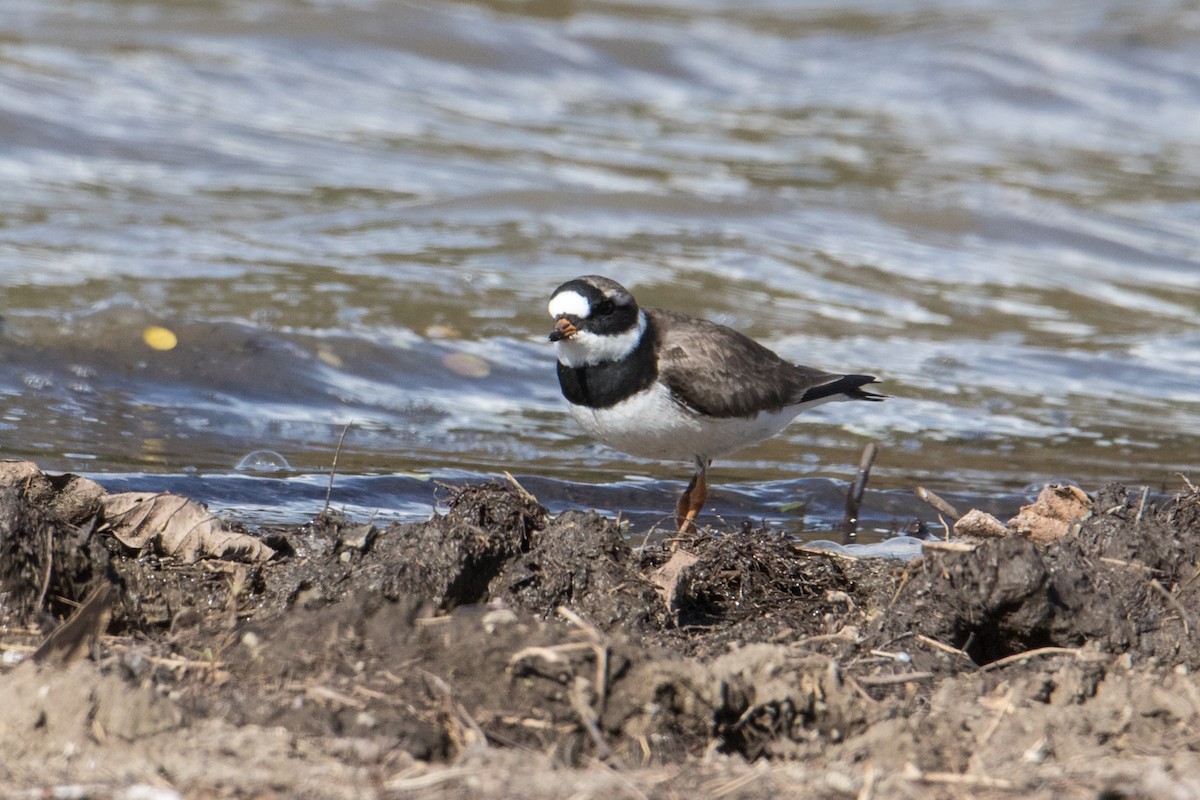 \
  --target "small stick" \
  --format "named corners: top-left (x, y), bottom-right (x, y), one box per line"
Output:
top-left (869, 648), bottom-right (907, 660)
top-left (385, 768), bottom-right (476, 792)
top-left (711, 767), bottom-right (777, 798)
top-left (556, 607), bottom-right (610, 717)
top-left (902, 763), bottom-right (1016, 790)
top-left (856, 671), bottom-right (934, 686)
top-left (978, 646), bottom-right (1080, 673)
top-left (915, 487), bottom-right (961, 522)
top-left (36, 525), bottom-right (53, 612)
top-left (503, 471), bottom-right (539, 506)
top-left (306, 684), bottom-right (366, 710)
top-left (510, 642), bottom-right (594, 665)
top-left (791, 628), bottom-right (862, 647)
top-left (569, 678), bottom-right (613, 761)
top-left (888, 570), bottom-right (910, 608)
top-left (1134, 486), bottom-right (1150, 526)
top-left (1149, 578), bottom-right (1191, 635)
top-left (324, 421), bottom-right (353, 515)
top-left (556, 606), bottom-right (604, 641)
top-left (857, 761), bottom-right (877, 800)
top-left (916, 634), bottom-right (973, 660)
top-left (1099, 556), bottom-right (1158, 573)
top-left (32, 583), bottom-right (115, 666)
top-left (977, 687), bottom-right (1015, 746)
top-left (843, 672), bottom-right (879, 705)
top-left (841, 443), bottom-right (879, 544)
top-left (921, 540), bottom-right (976, 552)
